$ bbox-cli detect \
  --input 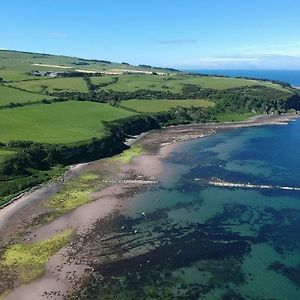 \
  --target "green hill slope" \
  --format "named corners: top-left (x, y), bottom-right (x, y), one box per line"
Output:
top-left (0, 101), bottom-right (135, 144)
